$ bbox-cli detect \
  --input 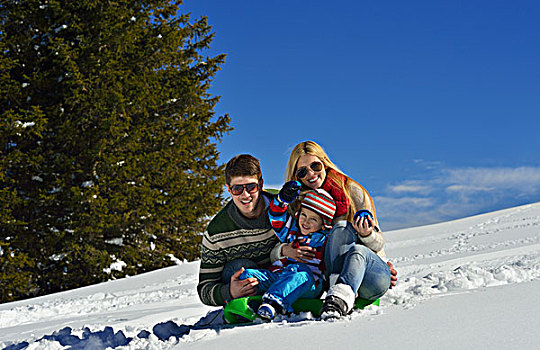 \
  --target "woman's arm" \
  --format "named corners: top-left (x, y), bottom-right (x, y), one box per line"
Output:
top-left (348, 181), bottom-right (386, 254)
top-left (352, 214), bottom-right (385, 253)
